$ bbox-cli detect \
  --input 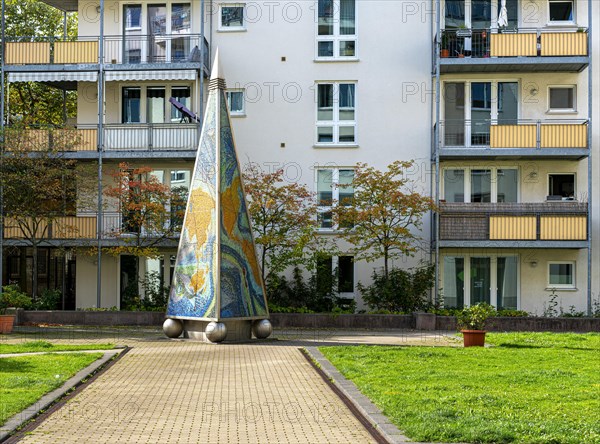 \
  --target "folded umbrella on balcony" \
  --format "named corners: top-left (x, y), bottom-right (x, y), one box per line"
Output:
top-left (498, 0), bottom-right (508, 28)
